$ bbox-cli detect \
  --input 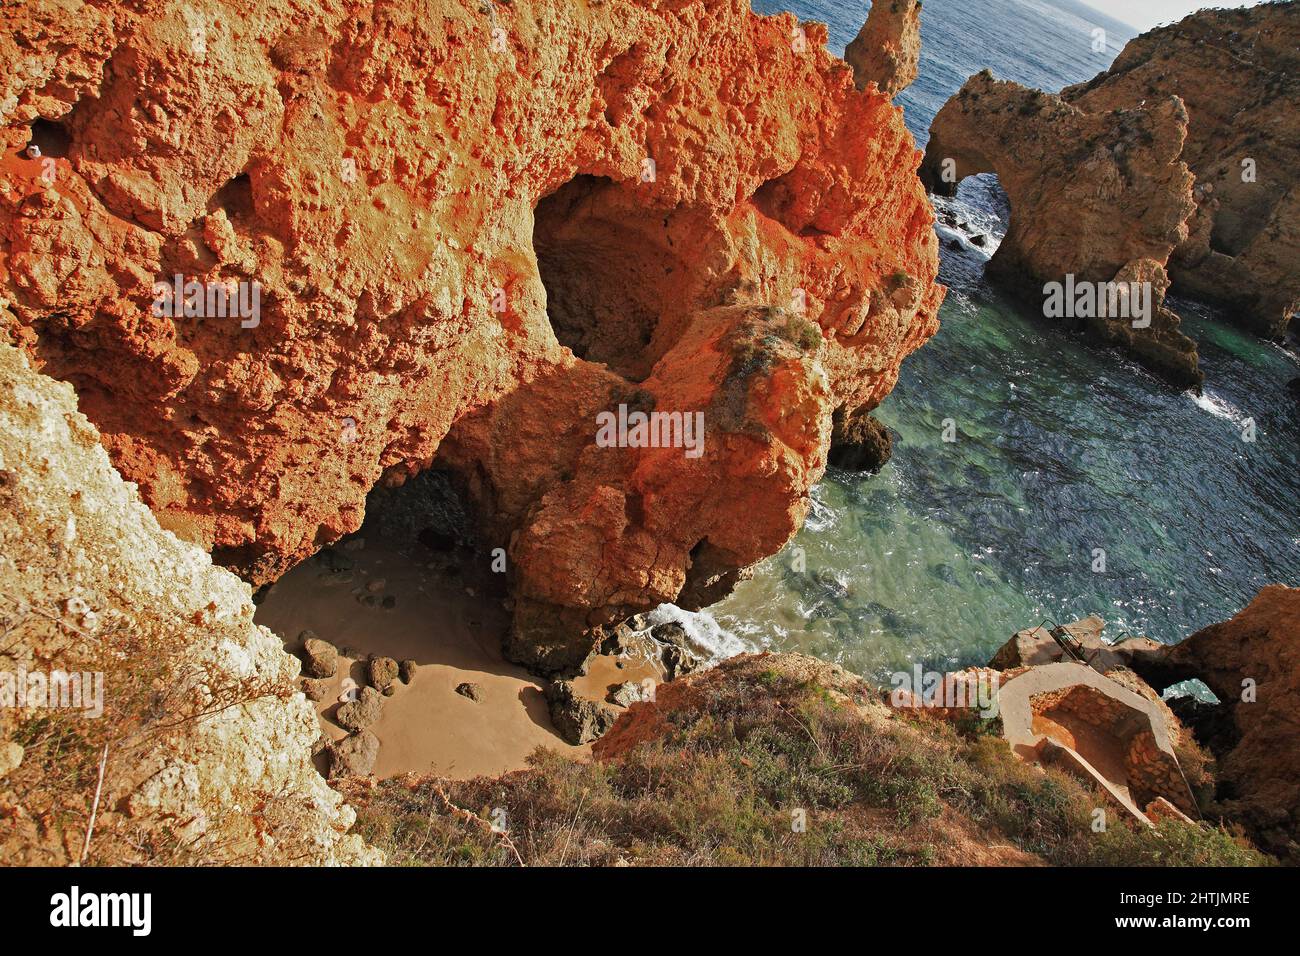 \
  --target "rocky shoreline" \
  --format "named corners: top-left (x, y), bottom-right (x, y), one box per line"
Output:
top-left (920, 2), bottom-right (1299, 388)
top-left (2, 337), bottom-right (1294, 865)
top-left (0, 0), bottom-right (1295, 870)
